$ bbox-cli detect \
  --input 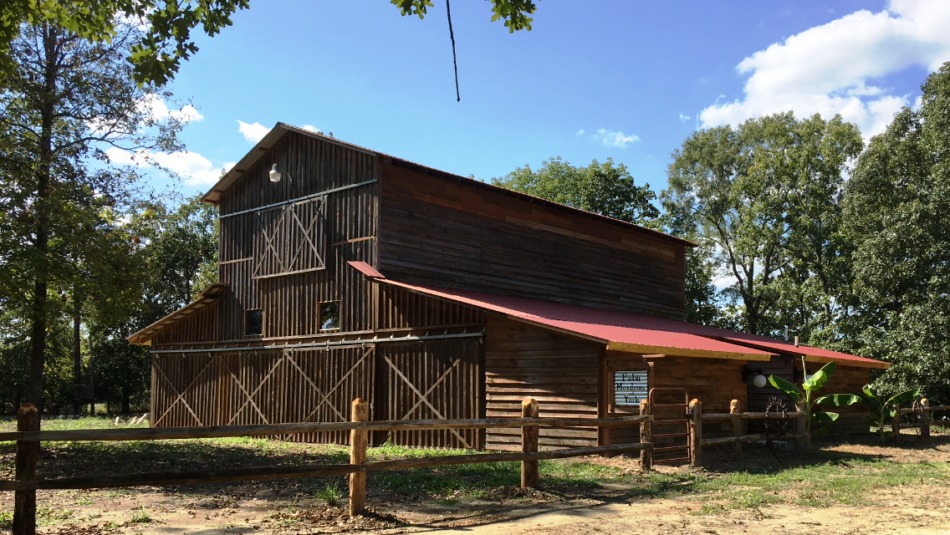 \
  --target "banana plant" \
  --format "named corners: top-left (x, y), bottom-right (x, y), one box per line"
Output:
top-left (818, 385), bottom-right (919, 443)
top-left (768, 358), bottom-right (838, 450)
